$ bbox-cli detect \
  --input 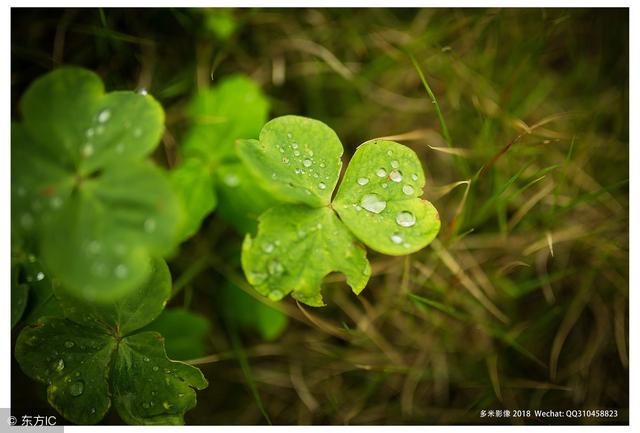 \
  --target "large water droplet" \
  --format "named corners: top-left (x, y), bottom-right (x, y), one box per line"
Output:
top-left (97, 109), bottom-right (111, 123)
top-left (389, 170), bottom-right (403, 182)
top-left (69, 381), bottom-right (84, 397)
top-left (396, 211), bottom-right (416, 227)
top-left (357, 177), bottom-right (369, 186)
top-left (390, 233), bottom-right (403, 244)
top-left (402, 185), bottom-right (415, 195)
top-left (303, 158), bottom-right (313, 167)
top-left (376, 168), bottom-right (387, 178)
top-left (267, 259), bottom-right (284, 276)
top-left (262, 242), bottom-right (275, 253)
top-left (361, 194), bottom-right (386, 214)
